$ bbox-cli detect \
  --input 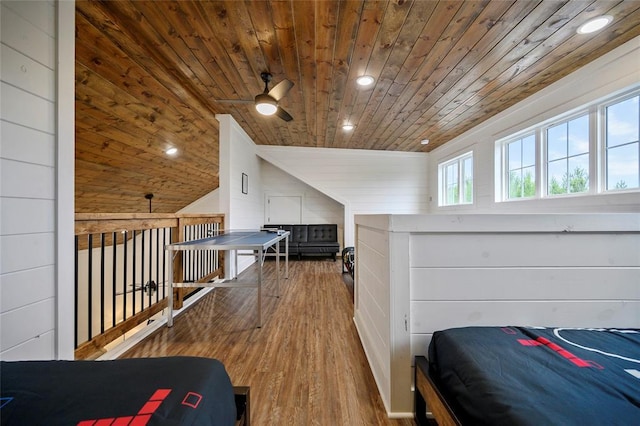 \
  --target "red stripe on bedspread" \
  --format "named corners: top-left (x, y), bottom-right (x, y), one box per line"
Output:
top-left (516, 336), bottom-right (601, 368)
top-left (77, 389), bottom-right (171, 426)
